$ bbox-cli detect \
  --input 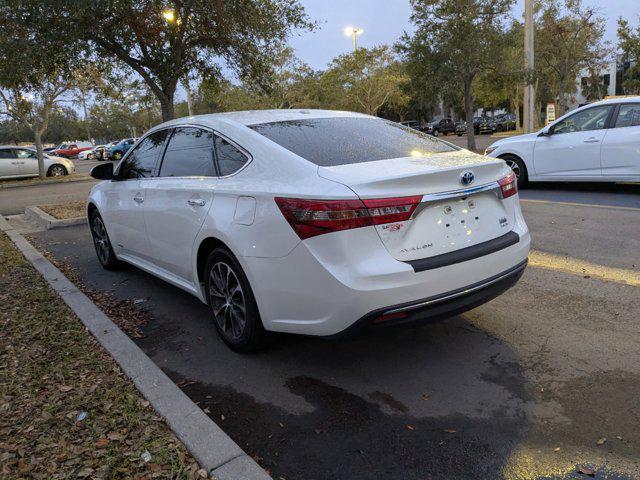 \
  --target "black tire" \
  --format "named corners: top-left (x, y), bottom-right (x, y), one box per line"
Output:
top-left (89, 210), bottom-right (122, 270)
top-left (432, 129), bottom-right (439, 137)
top-left (500, 154), bottom-right (528, 189)
top-left (47, 164), bottom-right (68, 177)
top-left (204, 248), bottom-right (272, 352)
top-left (457, 133), bottom-right (463, 137)
top-left (113, 151), bottom-right (123, 161)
